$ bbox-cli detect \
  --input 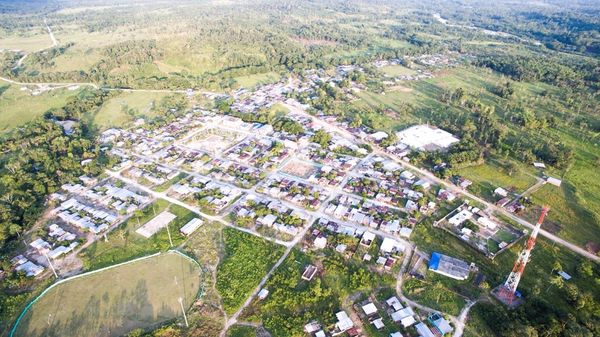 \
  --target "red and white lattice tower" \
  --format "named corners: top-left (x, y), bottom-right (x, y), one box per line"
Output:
top-left (497, 206), bottom-right (550, 304)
